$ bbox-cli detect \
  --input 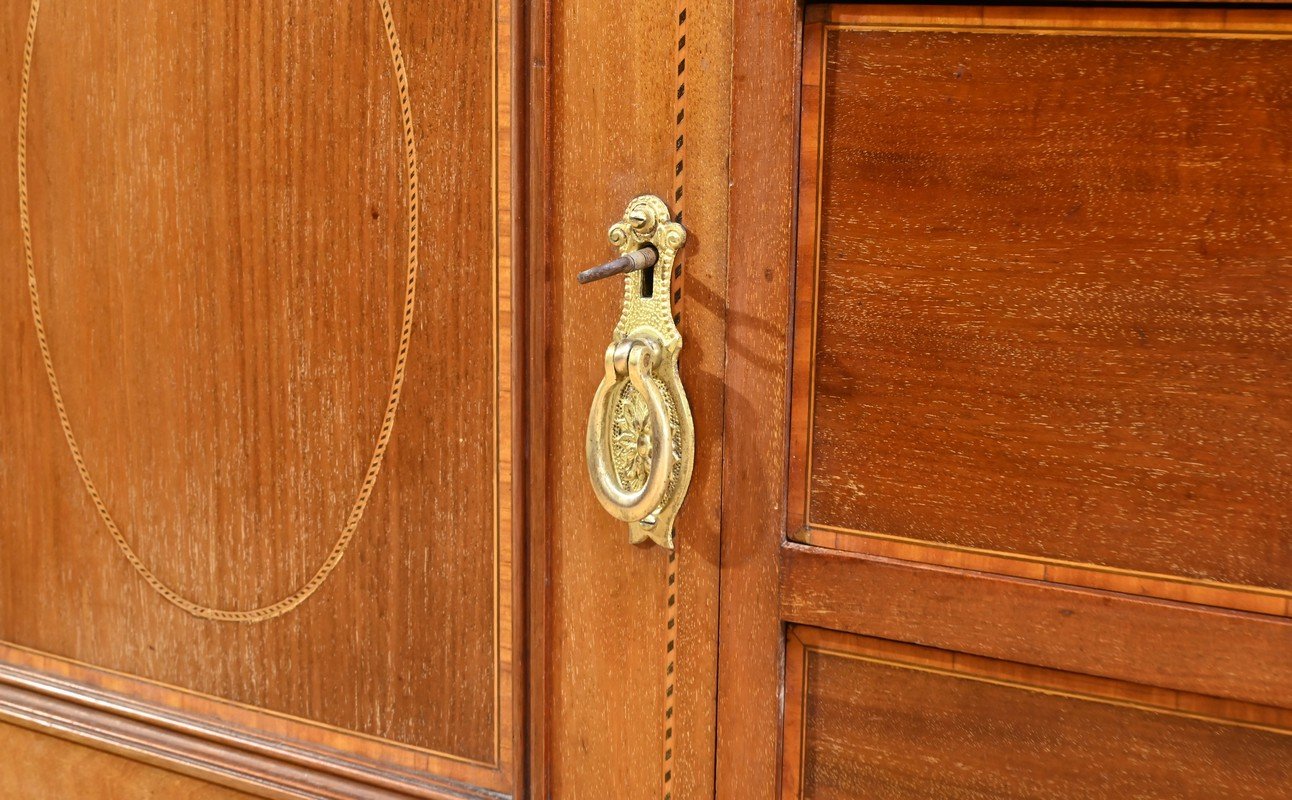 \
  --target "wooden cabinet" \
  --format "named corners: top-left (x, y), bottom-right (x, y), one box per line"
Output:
top-left (1, 2), bottom-right (1288, 798)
